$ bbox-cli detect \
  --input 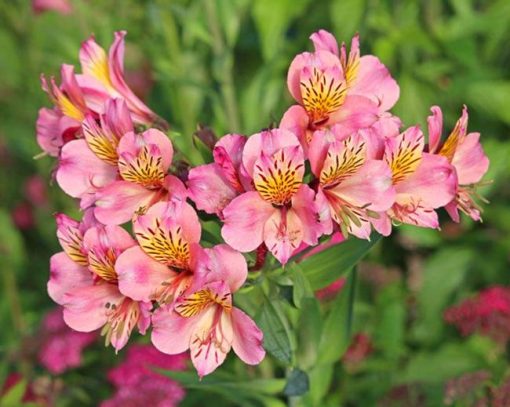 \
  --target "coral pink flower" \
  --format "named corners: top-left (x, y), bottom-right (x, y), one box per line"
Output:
top-left (116, 200), bottom-right (201, 304)
top-left (48, 214), bottom-right (151, 351)
top-left (342, 332), bottom-right (373, 368)
top-left (281, 30), bottom-right (399, 150)
top-left (33, 0), bottom-right (72, 14)
top-left (427, 105), bottom-right (490, 222)
top-left (373, 126), bottom-right (457, 234)
top-left (78, 31), bottom-right (164, 127)
top-left (444, 286), bottom-right (510, 344)
top-left (152, 244), bottom-right (265, 377)
top-left (188, 134), bottom-right (251, 217)
top-left (308, 126), bottom-right (395, 239)
top-left (24, 176), bottom-right (48, 207)
top-left (38, 307), bottom-right (96, 374)
top-left (94, 129), bottom-right (187, 225)
top-left (11, 202), bottom-right (34, 230)
top-left (221, 129), bottom-right (324, 264)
